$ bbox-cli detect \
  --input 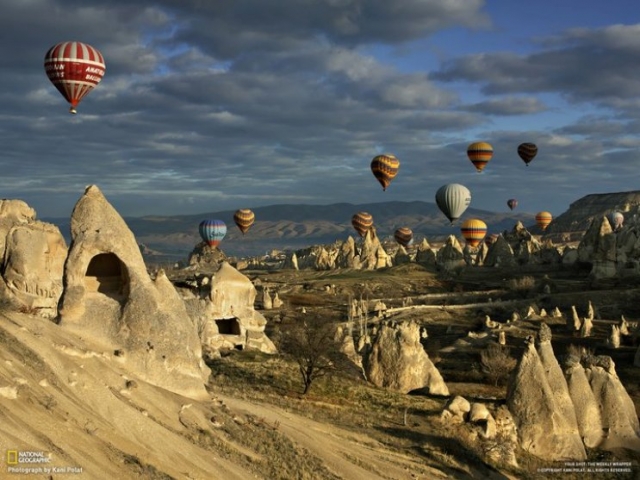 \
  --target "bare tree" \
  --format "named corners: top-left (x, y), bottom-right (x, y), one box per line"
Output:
top-left (279, 318), bottom-right (346, 395)
top-left (480, 343), bottom-right (517, 386)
